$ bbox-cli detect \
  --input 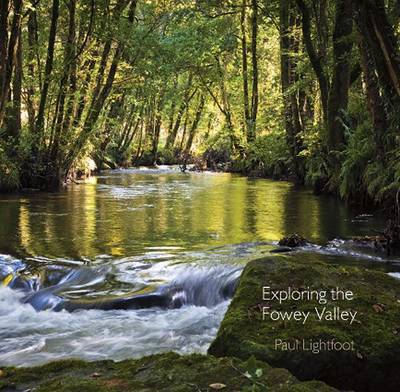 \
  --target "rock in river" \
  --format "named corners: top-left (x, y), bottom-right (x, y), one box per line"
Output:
top-left (278, 234), bottom-right (307, 248)
top-left (208, 255), bottom-right (400, 392)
